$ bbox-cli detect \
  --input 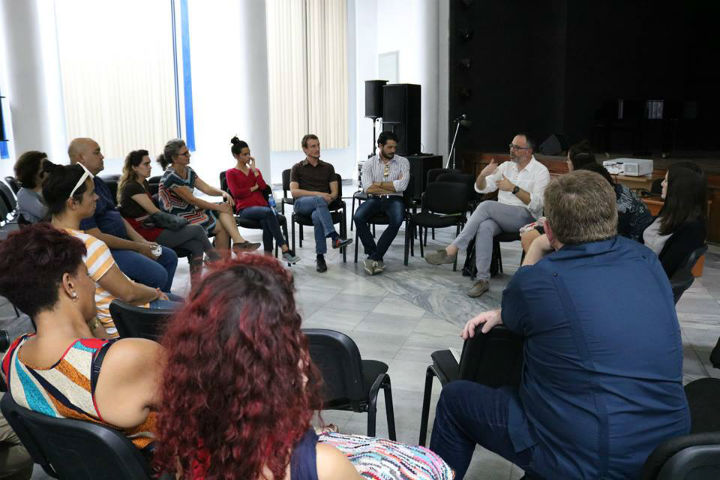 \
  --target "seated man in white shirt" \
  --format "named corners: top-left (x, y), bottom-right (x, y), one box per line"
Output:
top-left (425, 133), bottom-right (550, 297)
